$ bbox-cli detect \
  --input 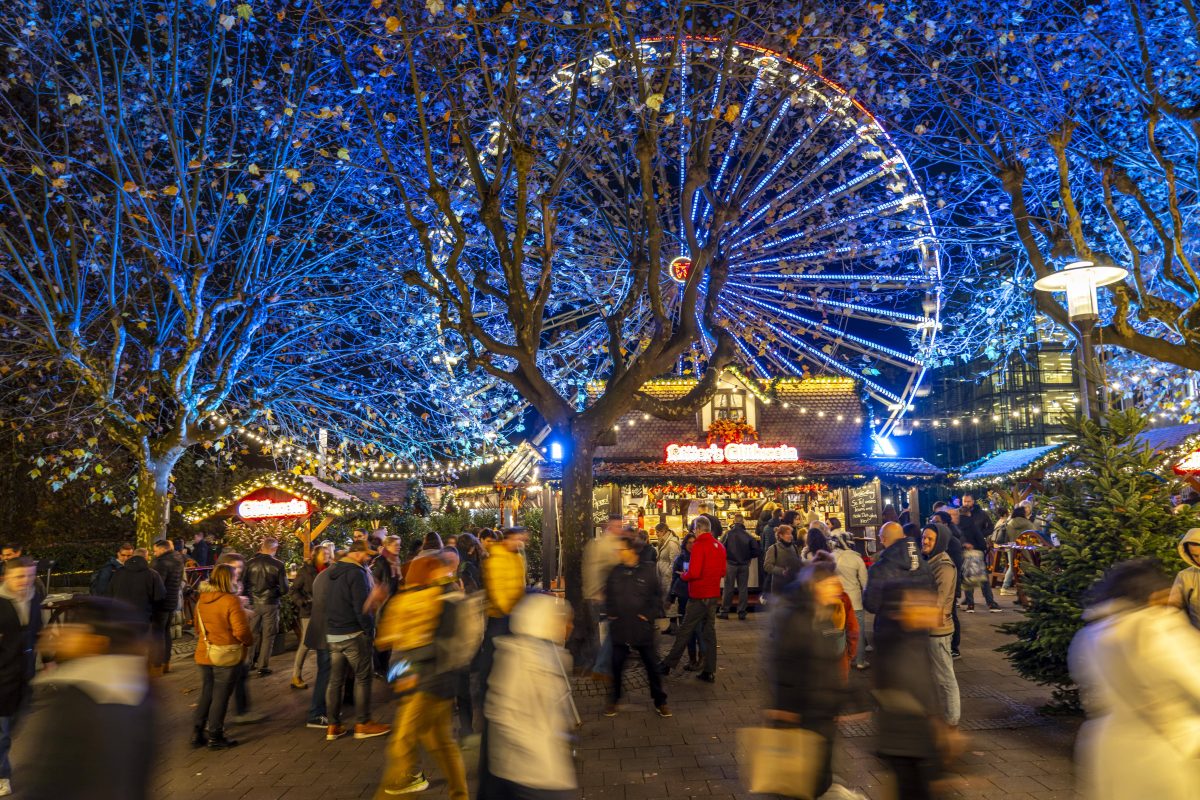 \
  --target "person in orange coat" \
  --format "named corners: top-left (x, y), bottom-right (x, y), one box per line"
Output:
top-left (193, 563), bottom-right (254, 750)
